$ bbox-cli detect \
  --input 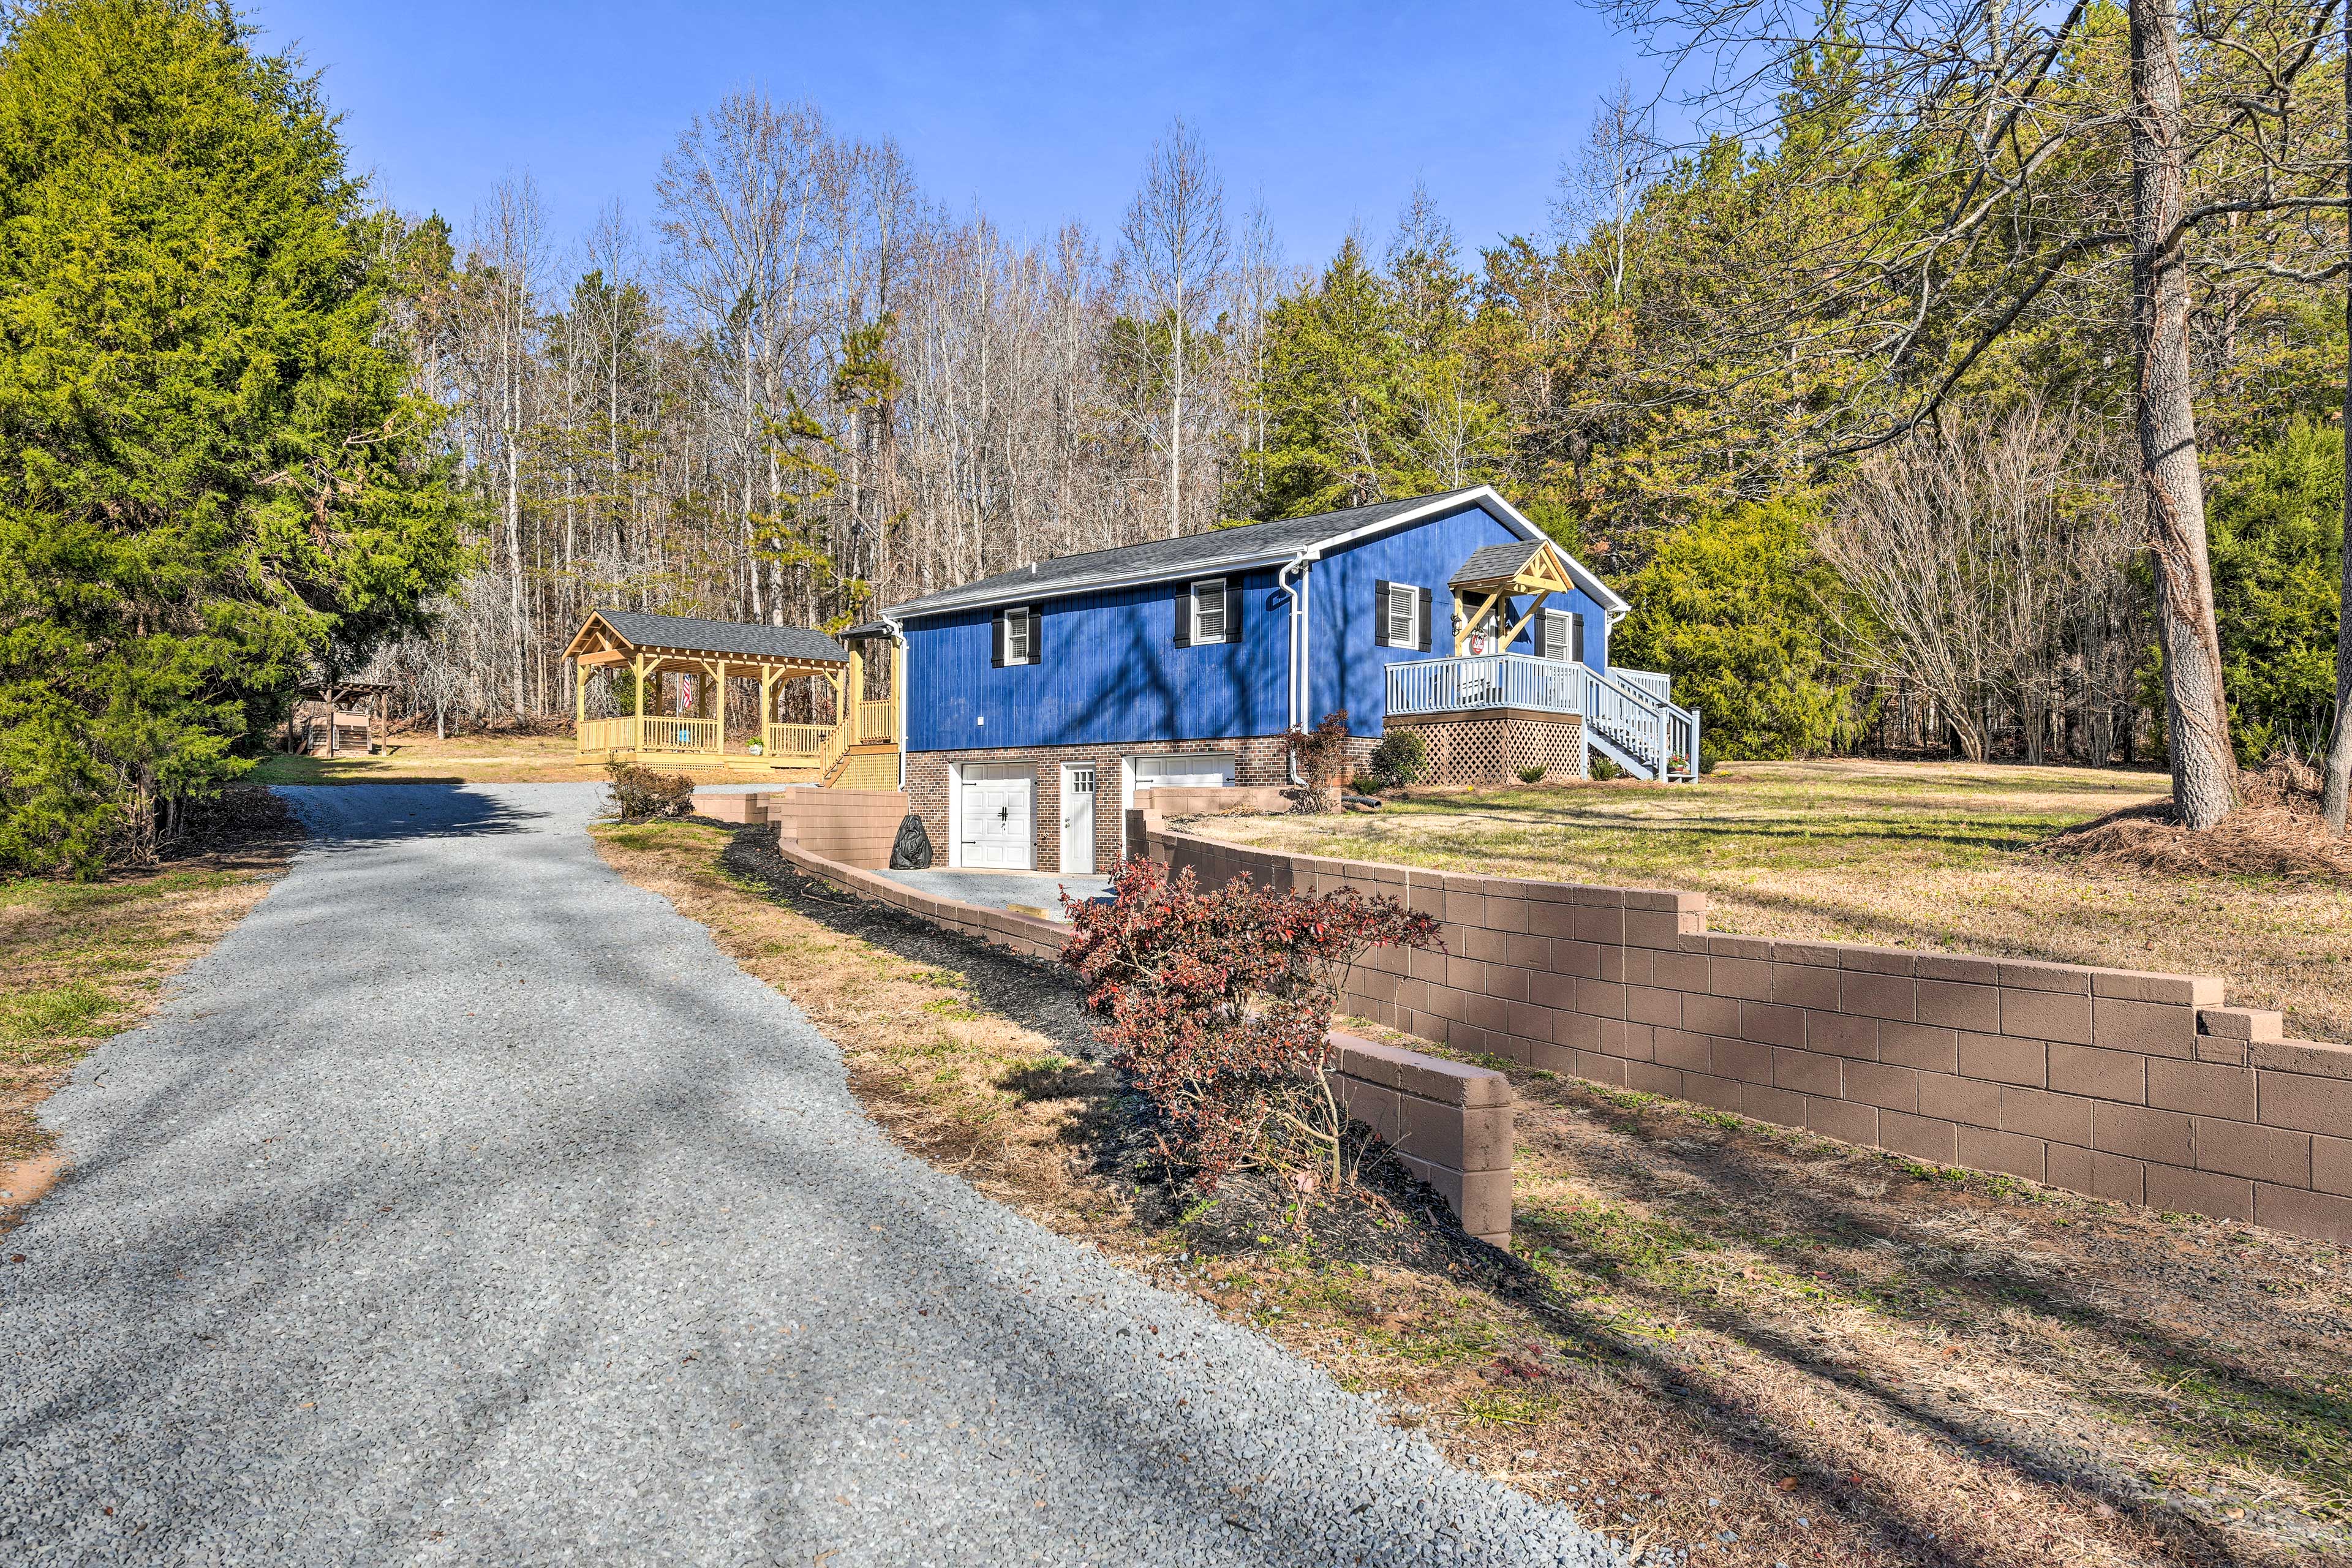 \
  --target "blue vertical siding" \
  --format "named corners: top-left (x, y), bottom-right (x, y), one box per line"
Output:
top-left (905, 568), bottom-right (1289, 752)
top-left (1306, 503), bottom-right (1614, 736)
